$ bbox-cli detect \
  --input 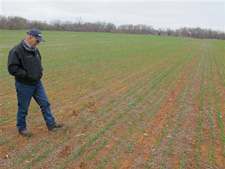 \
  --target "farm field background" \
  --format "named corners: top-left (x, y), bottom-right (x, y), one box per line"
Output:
top-left (0, 30), bottom-right (224, 169)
